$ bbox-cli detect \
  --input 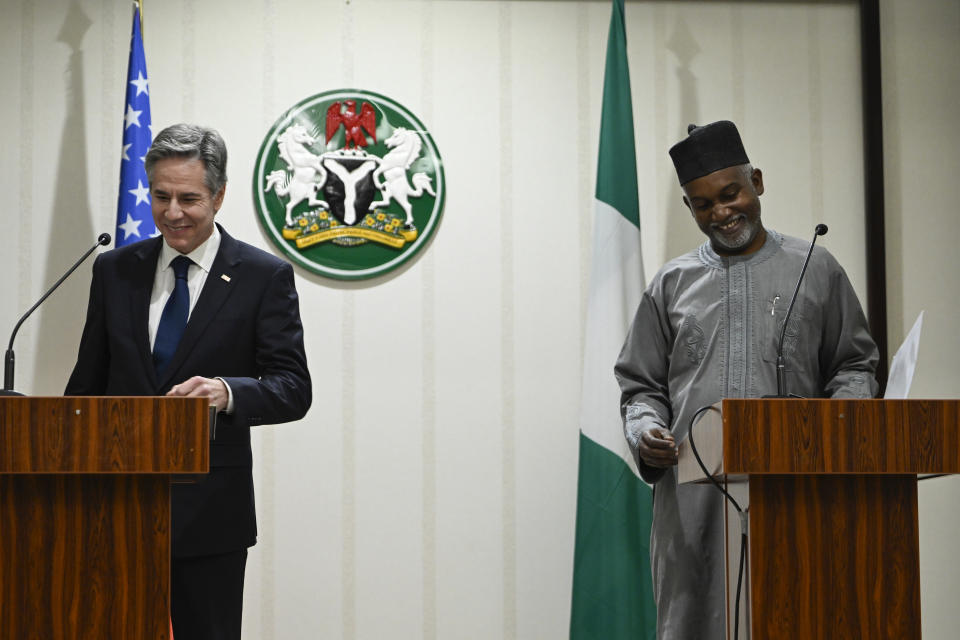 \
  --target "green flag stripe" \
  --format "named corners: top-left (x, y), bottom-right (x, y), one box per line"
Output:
top-left (595, 0), bottom-right (640, 229)
top-left (570, 434), bottom-right (656, 639)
